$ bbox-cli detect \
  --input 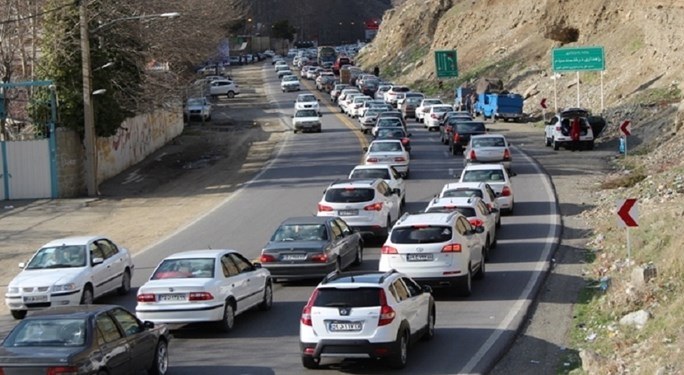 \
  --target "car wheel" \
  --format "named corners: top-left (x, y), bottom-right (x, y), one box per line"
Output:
top-left (552, 138), bottom-right (560, 151)
top-left (80, 285), bottom-right (94, 305)
top-left (206, 115), bottom-right (211, 121)
top-left (451, 145), bottom-right (457, 156)
top-left (474, 251), bottom-right (486, 280)
top-left (226, 91), bottom-right (235, 98)
top-left (484, 238), bottom-right (491, 261)
top-left (302, 356), bottom-right (320, 369)
top-left (388, 329), bottom-right (409, 369)
top-left (258, 282), bottom-right (273, 311)
top-left (353, 244), bottom-right (364, 266)
top-left (117, 269), bottom-right (131, 295)
top-left (293, 129), bottom-right (297, 134)
top-left (149, 340), bottom-right (169, 375)
top-left (457, 265), bottom-right (472, 297)
top-left (545, 136), bottom-right (551, 147)
top-left (219, 301), bottom-right (235, 332)
top-left (10, 310), bottom-right (27, 320)
top-left (422, 307), bottom-right (436, 341)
